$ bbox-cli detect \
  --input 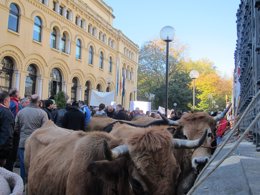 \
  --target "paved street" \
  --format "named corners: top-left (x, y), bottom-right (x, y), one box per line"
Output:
top-left (193, 140), bottom-right (260, 195)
